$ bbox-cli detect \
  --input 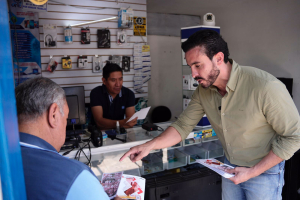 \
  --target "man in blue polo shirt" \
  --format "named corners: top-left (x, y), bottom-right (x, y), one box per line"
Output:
top-left (90, 63), bottom-right (137, 129)
top-left (15, 77), bottom-right (119, 200)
